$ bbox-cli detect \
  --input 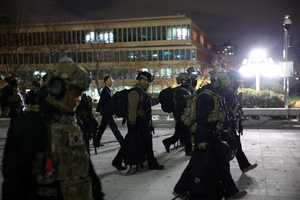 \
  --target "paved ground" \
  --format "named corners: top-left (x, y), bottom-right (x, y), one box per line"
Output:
top-left (0, 118), bottom-right (300, 199)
